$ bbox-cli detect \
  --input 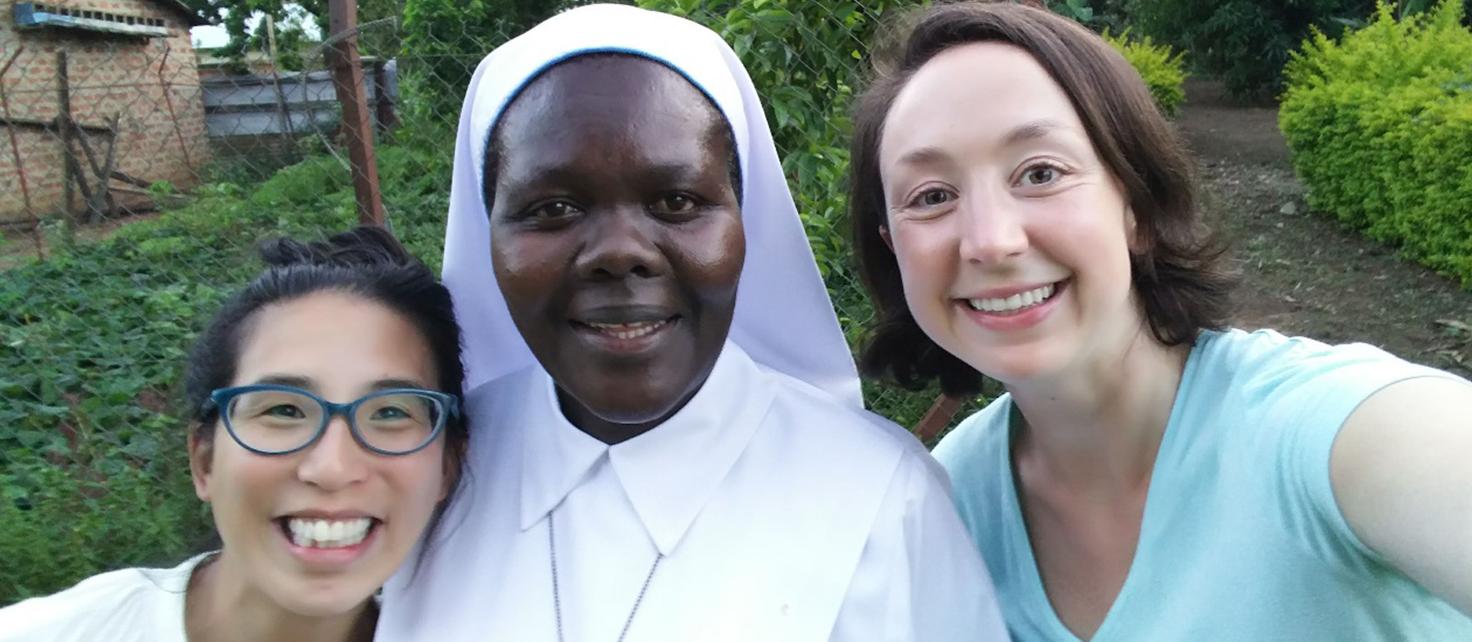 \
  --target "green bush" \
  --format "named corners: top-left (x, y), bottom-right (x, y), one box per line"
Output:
top-left (1280, 0), bottom-right (1472, 286)
top-left (1131, 0), bottom-right (1376, 99)
top-left (1101, 29), bottom-right (1187, 116)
